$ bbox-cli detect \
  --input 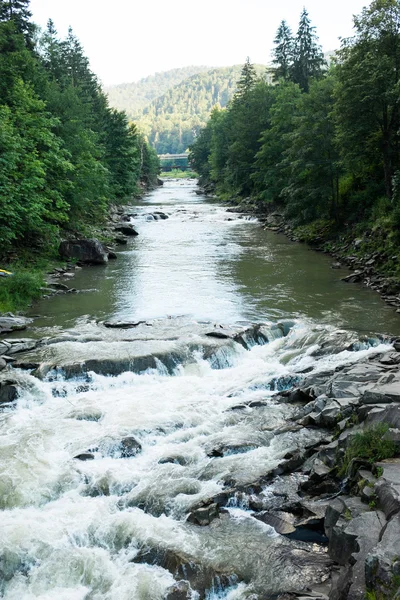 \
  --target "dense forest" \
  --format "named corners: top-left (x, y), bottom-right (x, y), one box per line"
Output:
top-left (104, 66), bottom-right (212, 117)
top-left (0, 0), bottom-right (159, 261)
top-left (107, 65), bottom-right (269, 154)
top-left (190, 0), bottom-right (400, 256)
